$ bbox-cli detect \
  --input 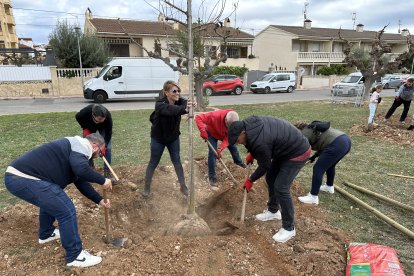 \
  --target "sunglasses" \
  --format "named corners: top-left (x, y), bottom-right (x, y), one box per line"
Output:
top-left (171, 89), bottom-right (181, 94)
